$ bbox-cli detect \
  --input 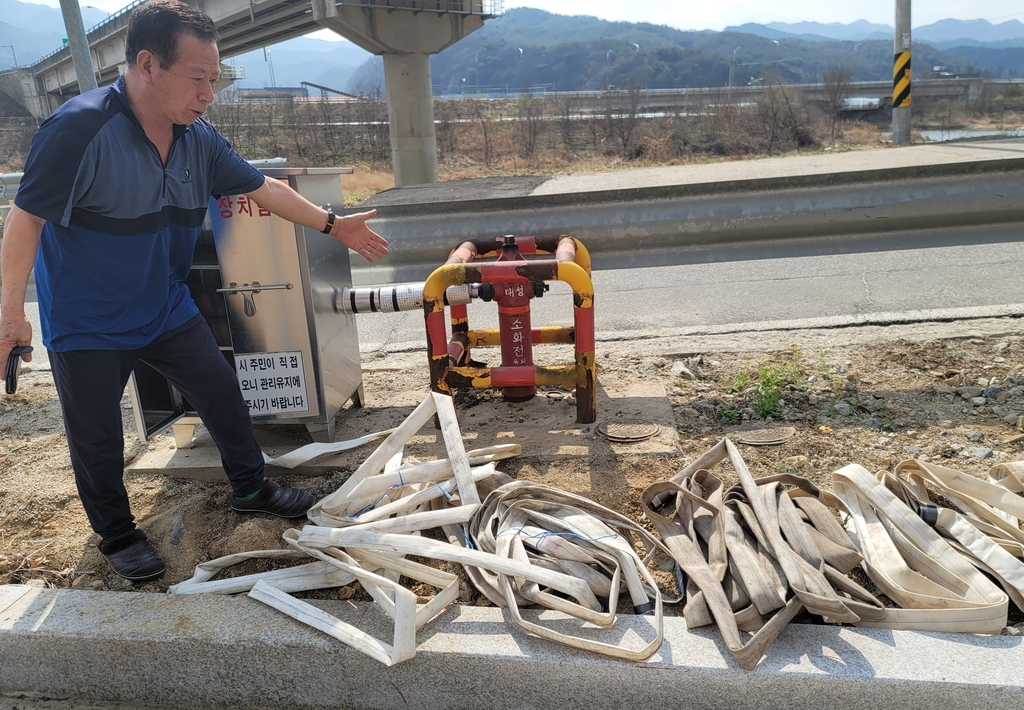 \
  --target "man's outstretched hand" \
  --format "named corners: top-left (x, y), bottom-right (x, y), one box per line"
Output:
top-left (330, 209), bottom-right (388, 262)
